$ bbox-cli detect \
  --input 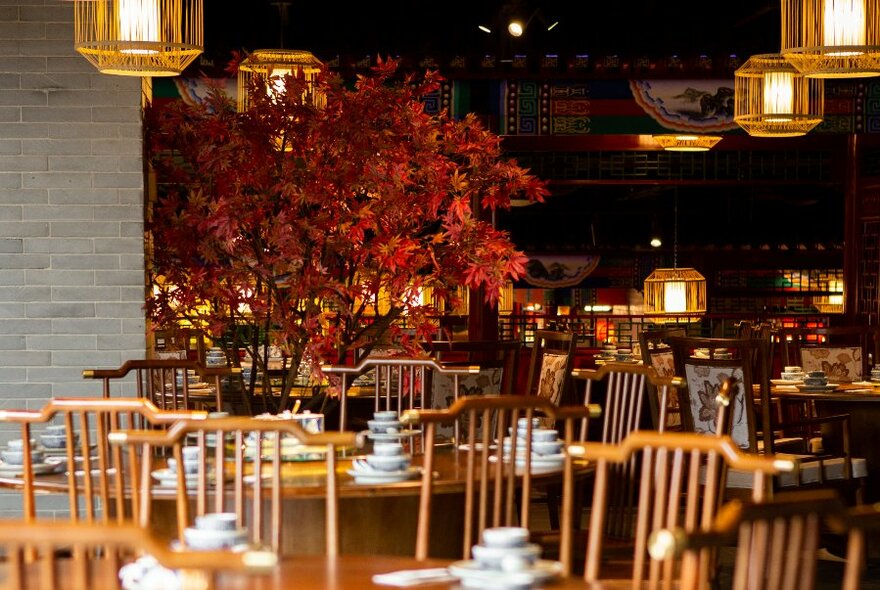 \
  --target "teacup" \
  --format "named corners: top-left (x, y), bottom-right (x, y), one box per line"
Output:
top-left (365, 453), bottom-right (409, 472)
top-left (1, 448), bottom-right (44, 465)
top-left (472, 542), bottom-right (540, 570)
top-left (195, 512), bottom-right (238, 531)
top-left (373, 411), bottom-right (398, 421)
top-left (481, 526), bottom-right (529, 548)
top-left (807, 371), bottom-right (826, 378)
top-left (6, 439), bottom-right (36, 451)
top-left (530, 429), bottom-right (558, 442)
top-left (371, 442), bottom-right (404, 456)
top-left (784, 366), bottom-right (803, 374)
top-left (367, 419), bottom-right (401, 434)
top-left (530, 440), bottom-right (563, 456)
